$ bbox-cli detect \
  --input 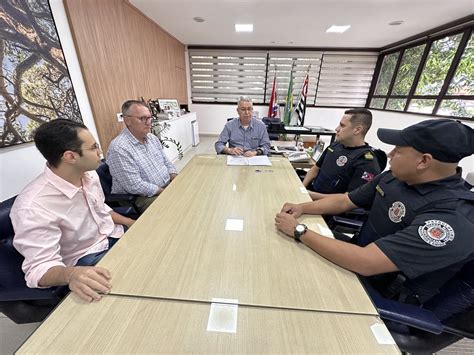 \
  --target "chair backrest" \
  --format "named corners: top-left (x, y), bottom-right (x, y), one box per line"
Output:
top-left (96, 160), bottom-right (113, 194)
top-left (373, 148), bottom-right (388, 171)
top-left (424, 259), bottom-right (474, 331)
